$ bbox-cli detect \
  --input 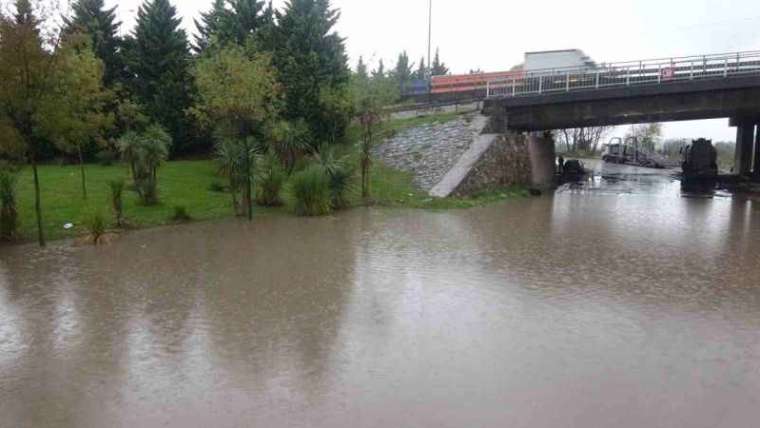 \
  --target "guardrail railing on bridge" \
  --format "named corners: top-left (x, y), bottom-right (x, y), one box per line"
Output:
top-left (486, 51), bottom-right (760, 99)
